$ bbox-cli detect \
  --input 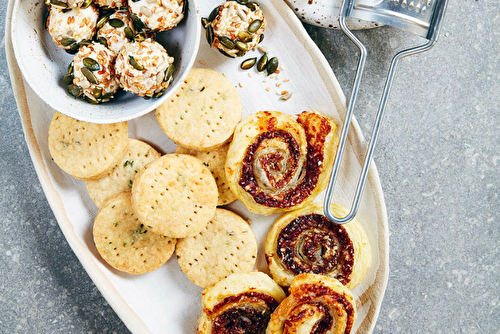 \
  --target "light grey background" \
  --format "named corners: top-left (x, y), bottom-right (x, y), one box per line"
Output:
top-left (1, 1), bottom-right (498, 333)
